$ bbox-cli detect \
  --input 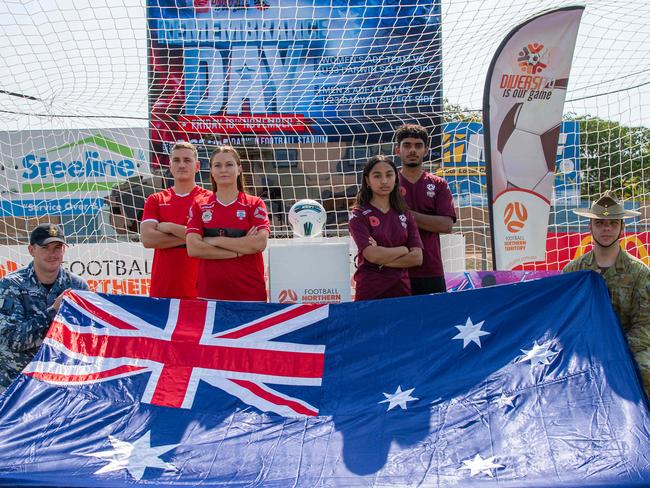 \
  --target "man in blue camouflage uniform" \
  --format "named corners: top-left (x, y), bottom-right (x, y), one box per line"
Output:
top-left (563, 191), bottom-right (650, 397)
top-left (0, 223), bottom-right (88, 392)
